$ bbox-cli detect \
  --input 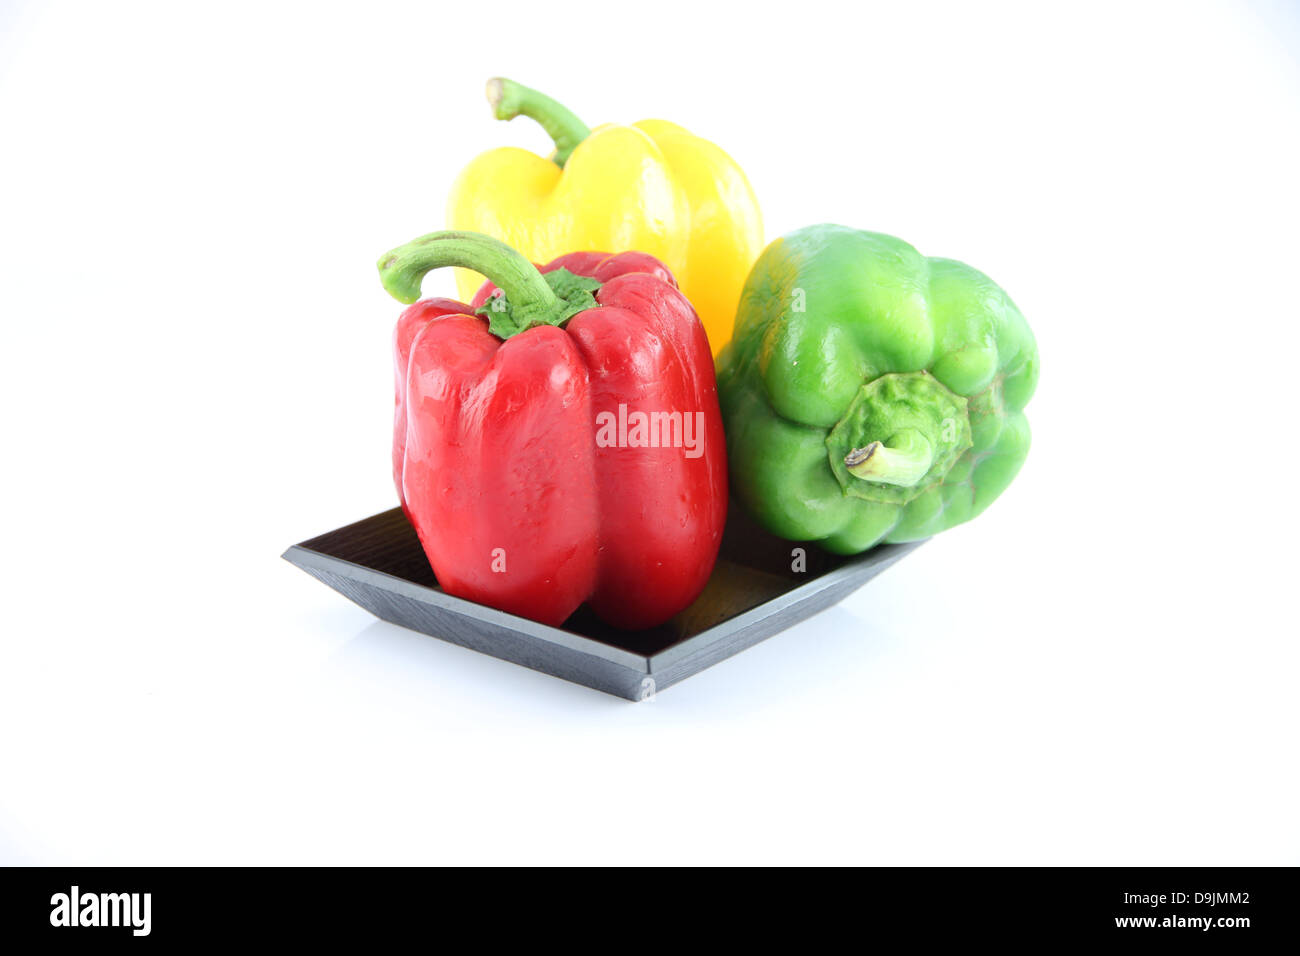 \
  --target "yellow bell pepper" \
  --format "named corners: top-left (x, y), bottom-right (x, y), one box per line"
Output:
top-left (447, 78), bottom-right (763, 355)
